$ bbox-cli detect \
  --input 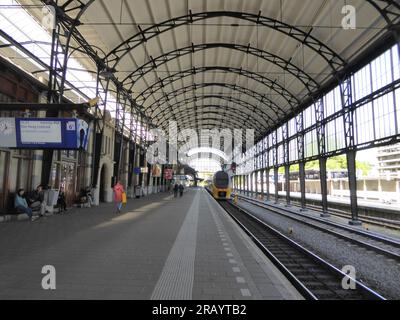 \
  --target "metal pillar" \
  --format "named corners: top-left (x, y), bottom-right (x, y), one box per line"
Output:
top-left (266, 136), bottom-right (270, 201)
top-left (319, 157), bottom-right (329, 216)
top-left (41, 1), bottom-right (94, 186)
top-left (285, 165), bottom-right (290, 206)
top-left (255, 171), bottom-right (259, 196)
top-left (274, 167), bottom-right (279, 203)
top-left (266, 168), bottom-right (270, 201)
top-left (116, 95), bottom-right (127, 182)
top-left (314, 98), bottom-right (330, 217)
top-left (296, 112), bottom-right (306, 209)
top-left (341, 77), bottom-right (361, 225)
top-left (283, 122), bottom-right (290, 206)
top-left (246, 174), bottom-right (250, 196)
top-left (129, 109), bottom-right (139, 189)
top-left (260, 169), bottom-right (264, 197)
top-left (272, 130), bottom-right (279, 203)
top-left (299, 162), bottom-right (306, 210)
top-left (347, 150), bottom-right (359, 223)
top-left (250, 173), bottom-right (253, 196)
